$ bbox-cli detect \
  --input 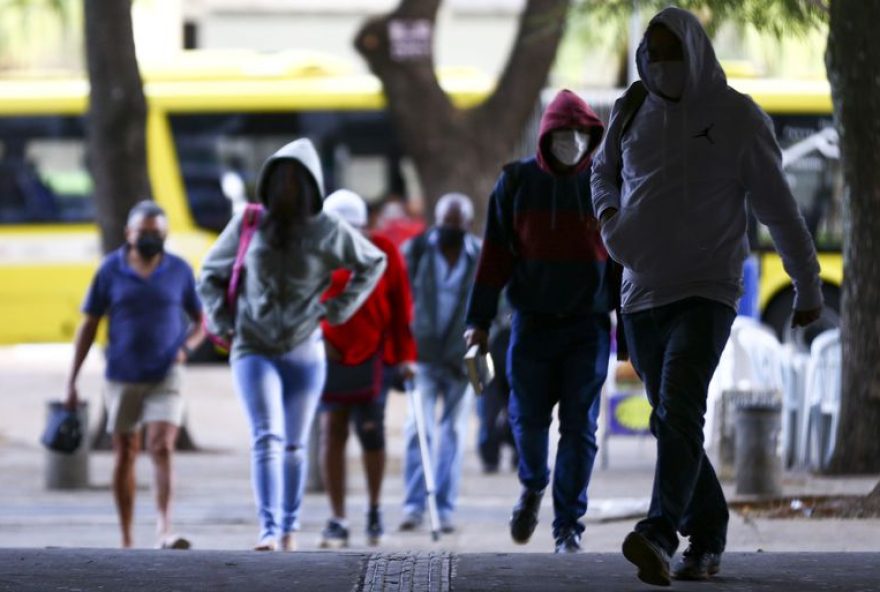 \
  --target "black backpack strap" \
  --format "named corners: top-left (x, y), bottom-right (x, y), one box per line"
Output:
top-left (610, 80), bottom-right (646, 362)
top-left (615, 80), bottom-right (648, 188)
